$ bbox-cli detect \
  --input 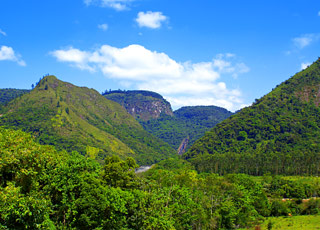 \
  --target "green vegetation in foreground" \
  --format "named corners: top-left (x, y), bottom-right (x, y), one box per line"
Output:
top-left (1, 127), bottom-right (320, 229)
top-left (186, 58), bottom-right (320, 175)
top-left (0, 76), bottom-right (175, 164)
top-left (241, 215), bottom-right (320, 230)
